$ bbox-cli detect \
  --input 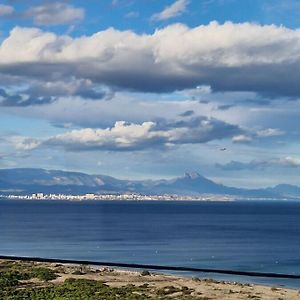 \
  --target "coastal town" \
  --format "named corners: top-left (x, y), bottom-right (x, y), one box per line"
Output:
top-left (1, 192), bottom-right (235, 202)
